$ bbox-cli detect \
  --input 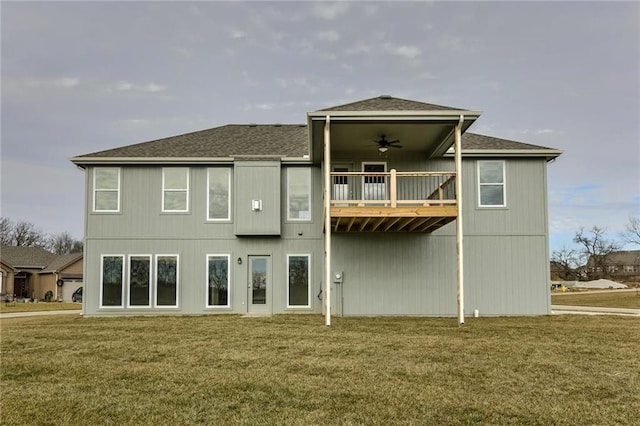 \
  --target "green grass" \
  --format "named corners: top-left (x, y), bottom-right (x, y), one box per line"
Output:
top-left (0, 301), bottom-right (81, 313)
top-left (552, 290), bottom-right (640, 309)
top-left (2, 315), bottom-right (639, 425)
